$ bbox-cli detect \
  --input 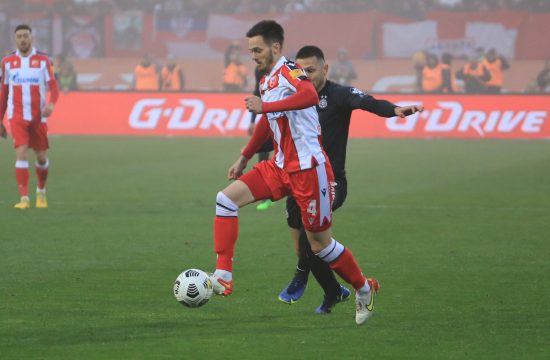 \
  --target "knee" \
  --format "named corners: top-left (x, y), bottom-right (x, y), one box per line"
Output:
top-left (216, 191), bottom-right (238, 217)
top-left (36, 157), bottom-right (48, 167)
